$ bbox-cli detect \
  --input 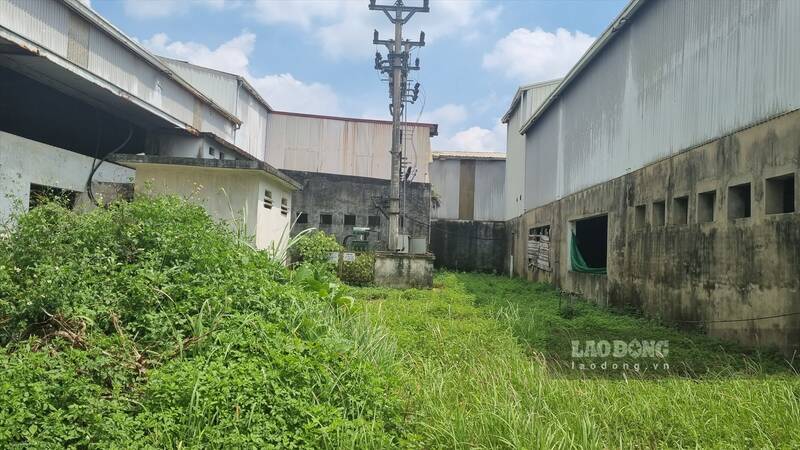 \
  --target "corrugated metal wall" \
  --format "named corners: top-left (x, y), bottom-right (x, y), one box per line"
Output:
top-left (430, 158), bottom-right (460, 220)
top-left (162, 59), bottom-right (239, 114)
top-left (265, 113), bottom-right (432, 182)
top-left (473, 160), bottom-right (505, 221)
top-left (524, 0), bottom-right (800, 211)
top-left (431, 158), bottom-right (505, 221)
top-left (0, 0), bottom-right (234, 140)
top-left (504, 82), bottom-right (559, 220)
